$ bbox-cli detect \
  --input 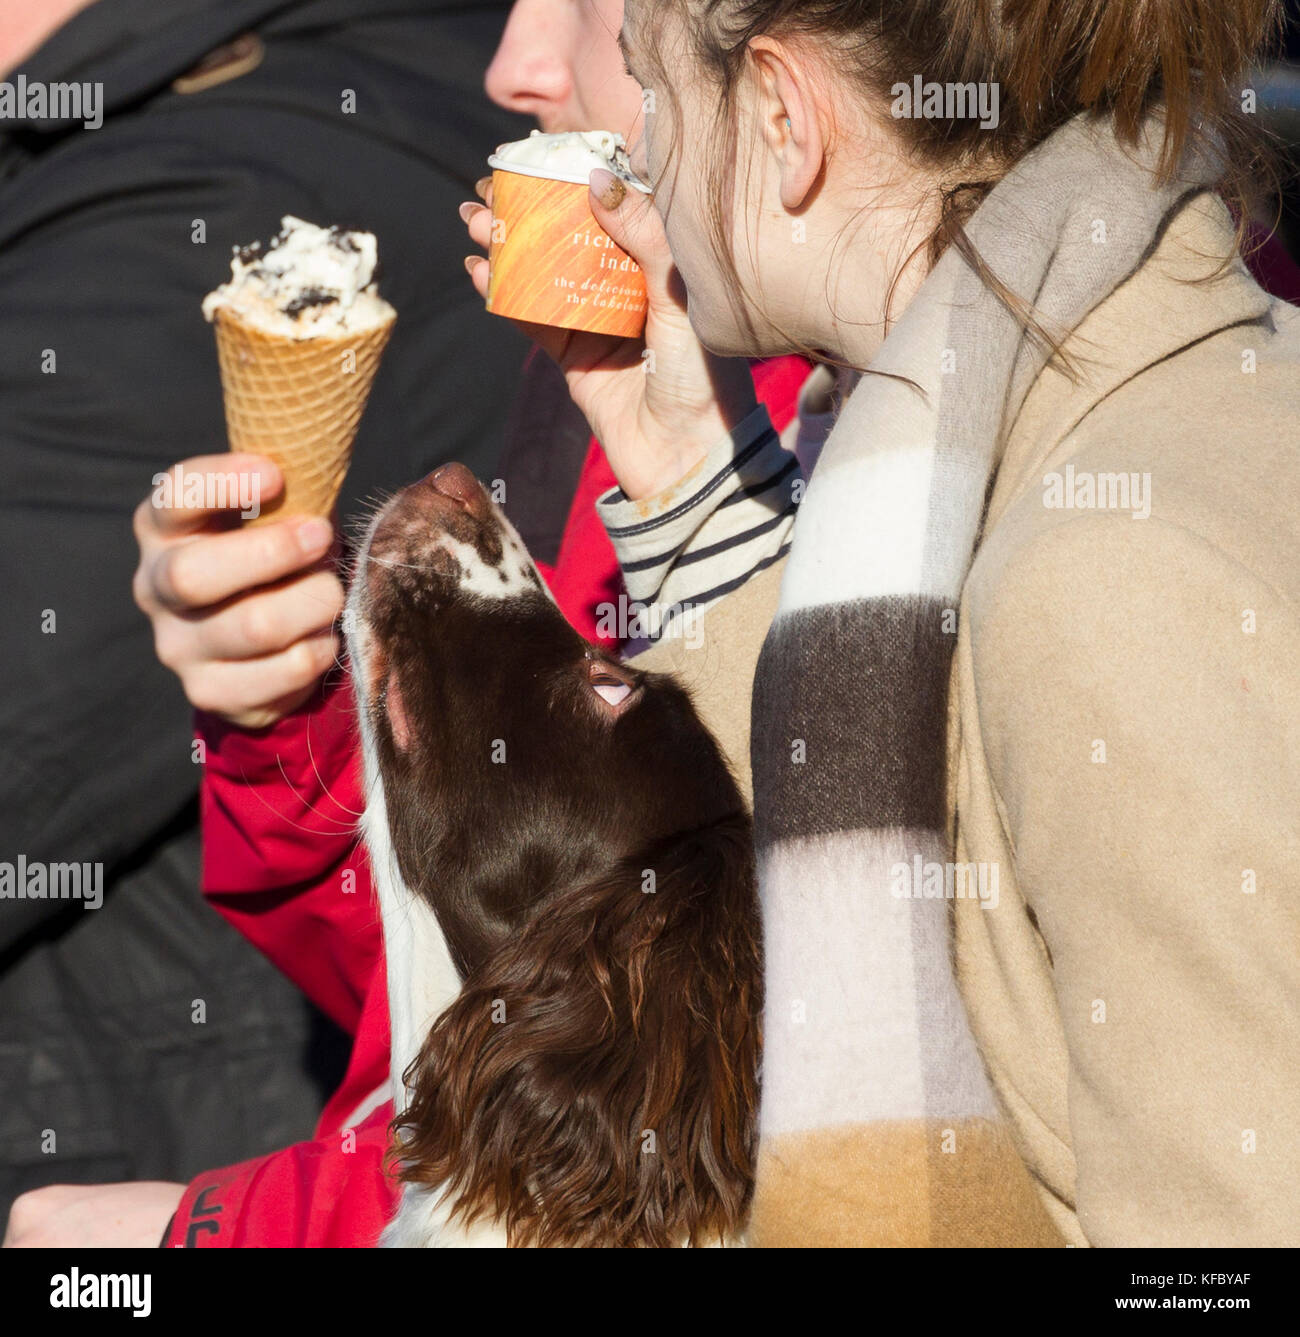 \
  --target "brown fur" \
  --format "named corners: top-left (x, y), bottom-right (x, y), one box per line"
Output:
top-left (354, 464), bottom-right (763, 1247)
